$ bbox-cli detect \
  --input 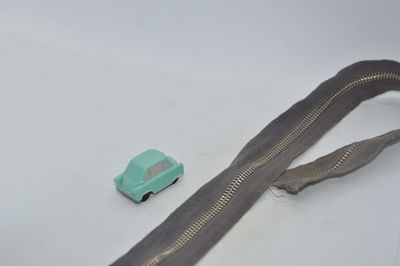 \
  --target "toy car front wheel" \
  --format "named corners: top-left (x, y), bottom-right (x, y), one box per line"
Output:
top-left (141, 192), bottom-right (151, 202)
top-left (172, 178), bottom-right (179, 185)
